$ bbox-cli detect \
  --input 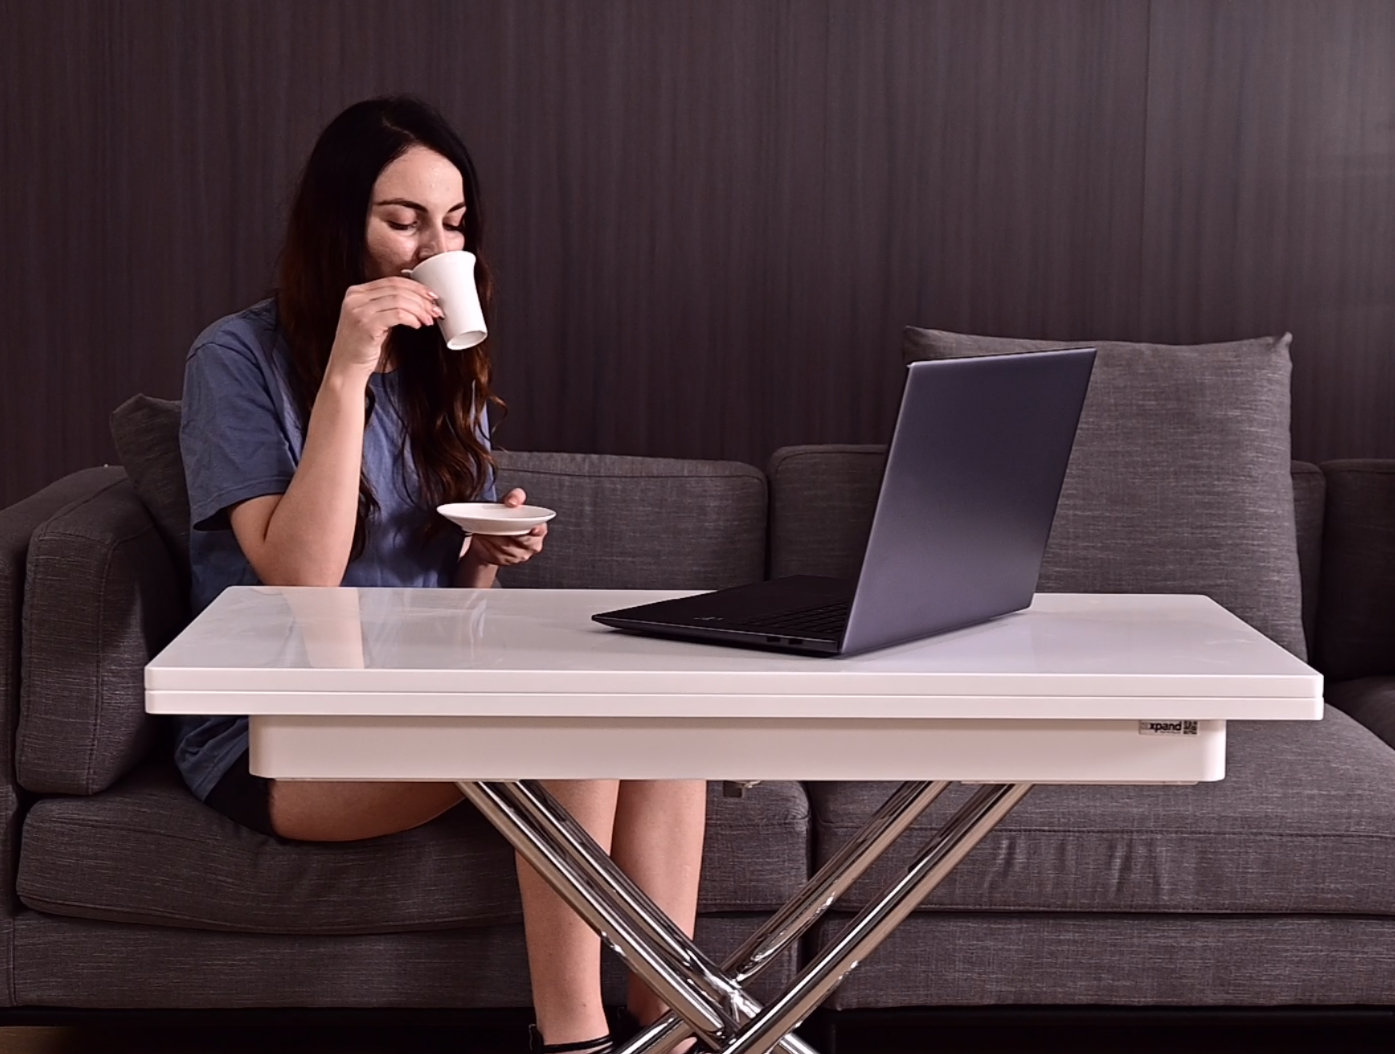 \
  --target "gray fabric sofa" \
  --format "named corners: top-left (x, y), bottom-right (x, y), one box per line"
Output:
top-left (2, 396), bottom-right (1394, 1020)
